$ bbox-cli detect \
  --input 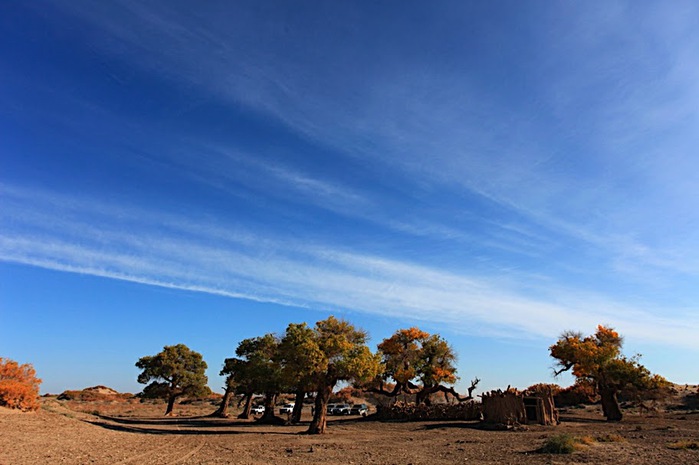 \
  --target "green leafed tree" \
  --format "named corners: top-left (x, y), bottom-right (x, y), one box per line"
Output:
top-left (367, 327), bottom-right (478, 405)
top-left (277, 322), bottom-right (320, 424)
top-left (136, 344), bottom-right (209, 416)
top-left (213, 357), bottom-right (244, 418)
top-left (217, 334), bottom-right (285, 422)
top-left (240, 334), bottom-right (284, 423)
top-left (278, 316), bottom-right (381, 434)
top-left (550, 325), bottom-right (669, 421)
